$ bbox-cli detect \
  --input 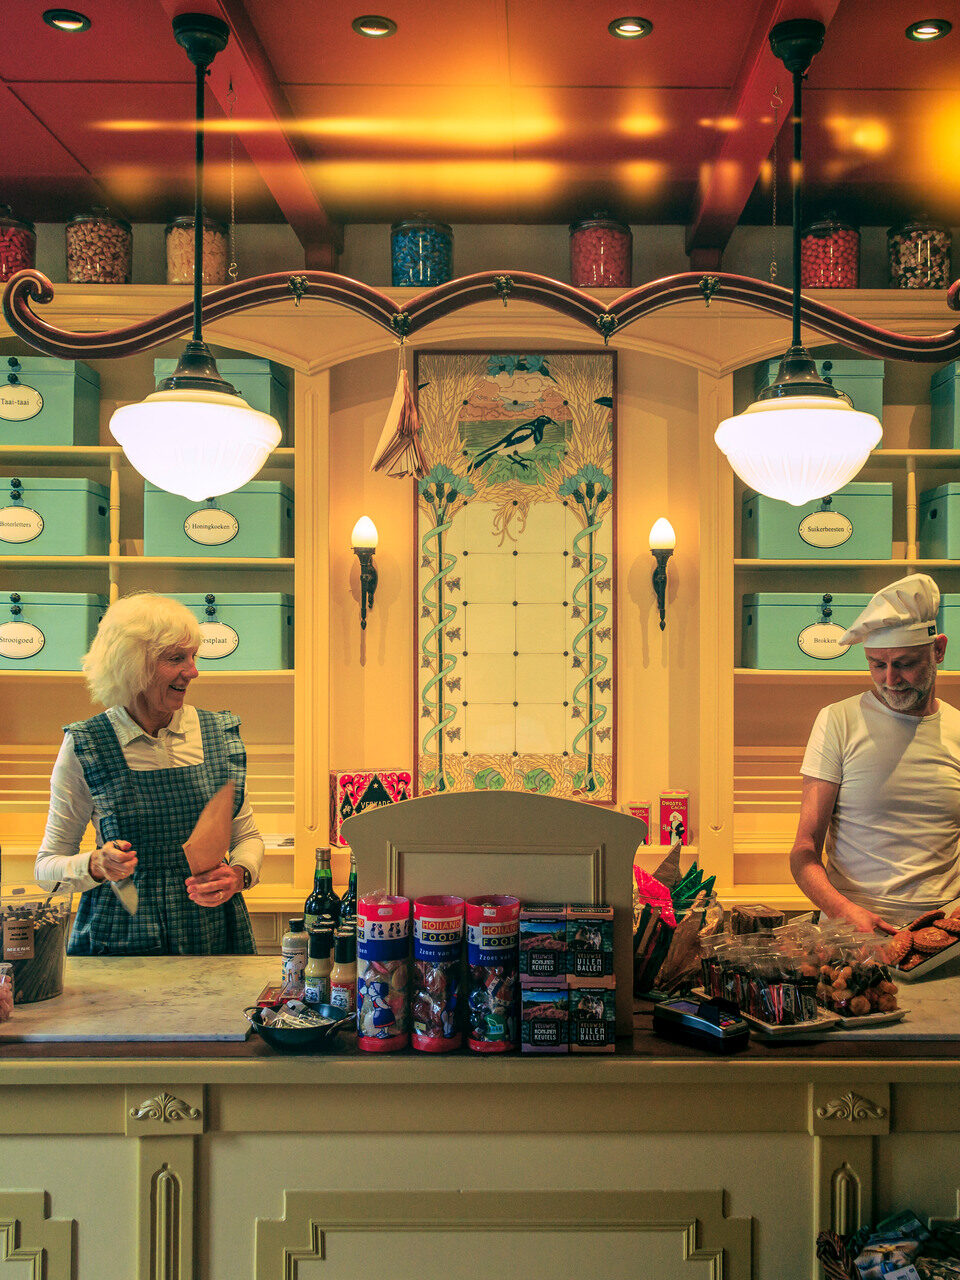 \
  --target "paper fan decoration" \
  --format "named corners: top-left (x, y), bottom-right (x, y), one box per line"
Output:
top-left (370, 367), bottom-right (425, 478)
